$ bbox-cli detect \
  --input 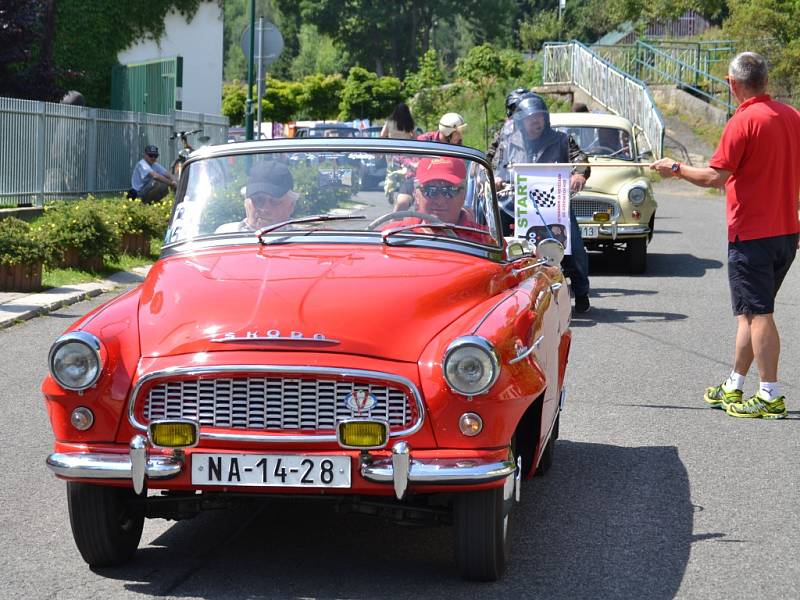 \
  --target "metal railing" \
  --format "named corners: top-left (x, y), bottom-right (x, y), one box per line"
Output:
top-left (543, 40), bottom-right (665, 159)
top-left (0, 96), bottom-right (228, 206)
top-left (632, 40), bottom-right (734, 115)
